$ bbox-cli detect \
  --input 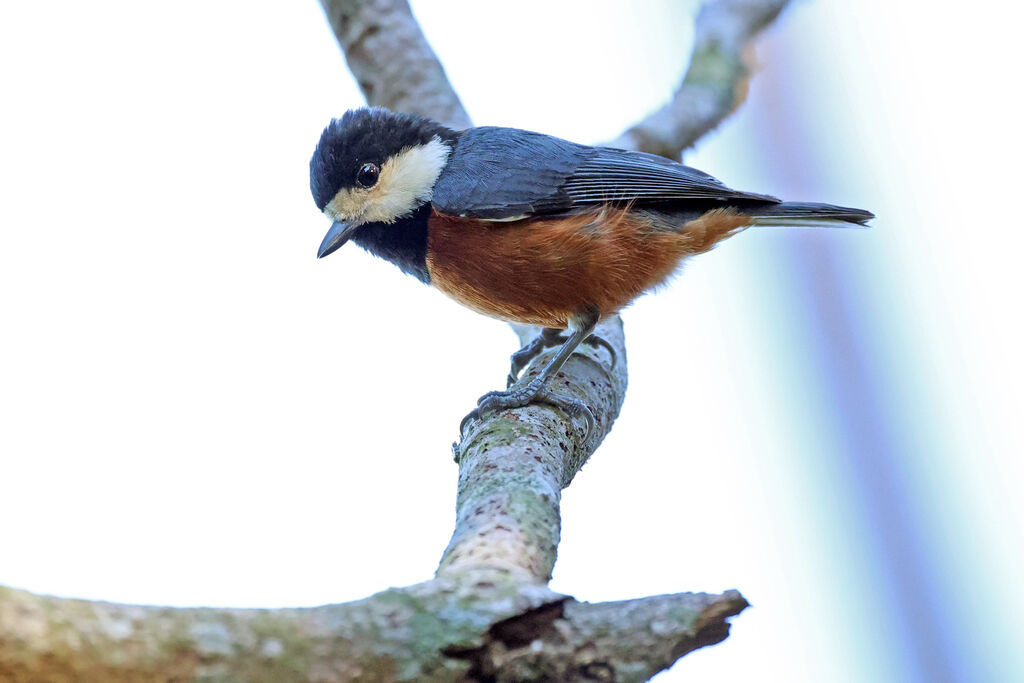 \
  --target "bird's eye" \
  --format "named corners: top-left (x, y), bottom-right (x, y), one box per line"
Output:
top-left (356, 162), bottom-right (380, 188)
